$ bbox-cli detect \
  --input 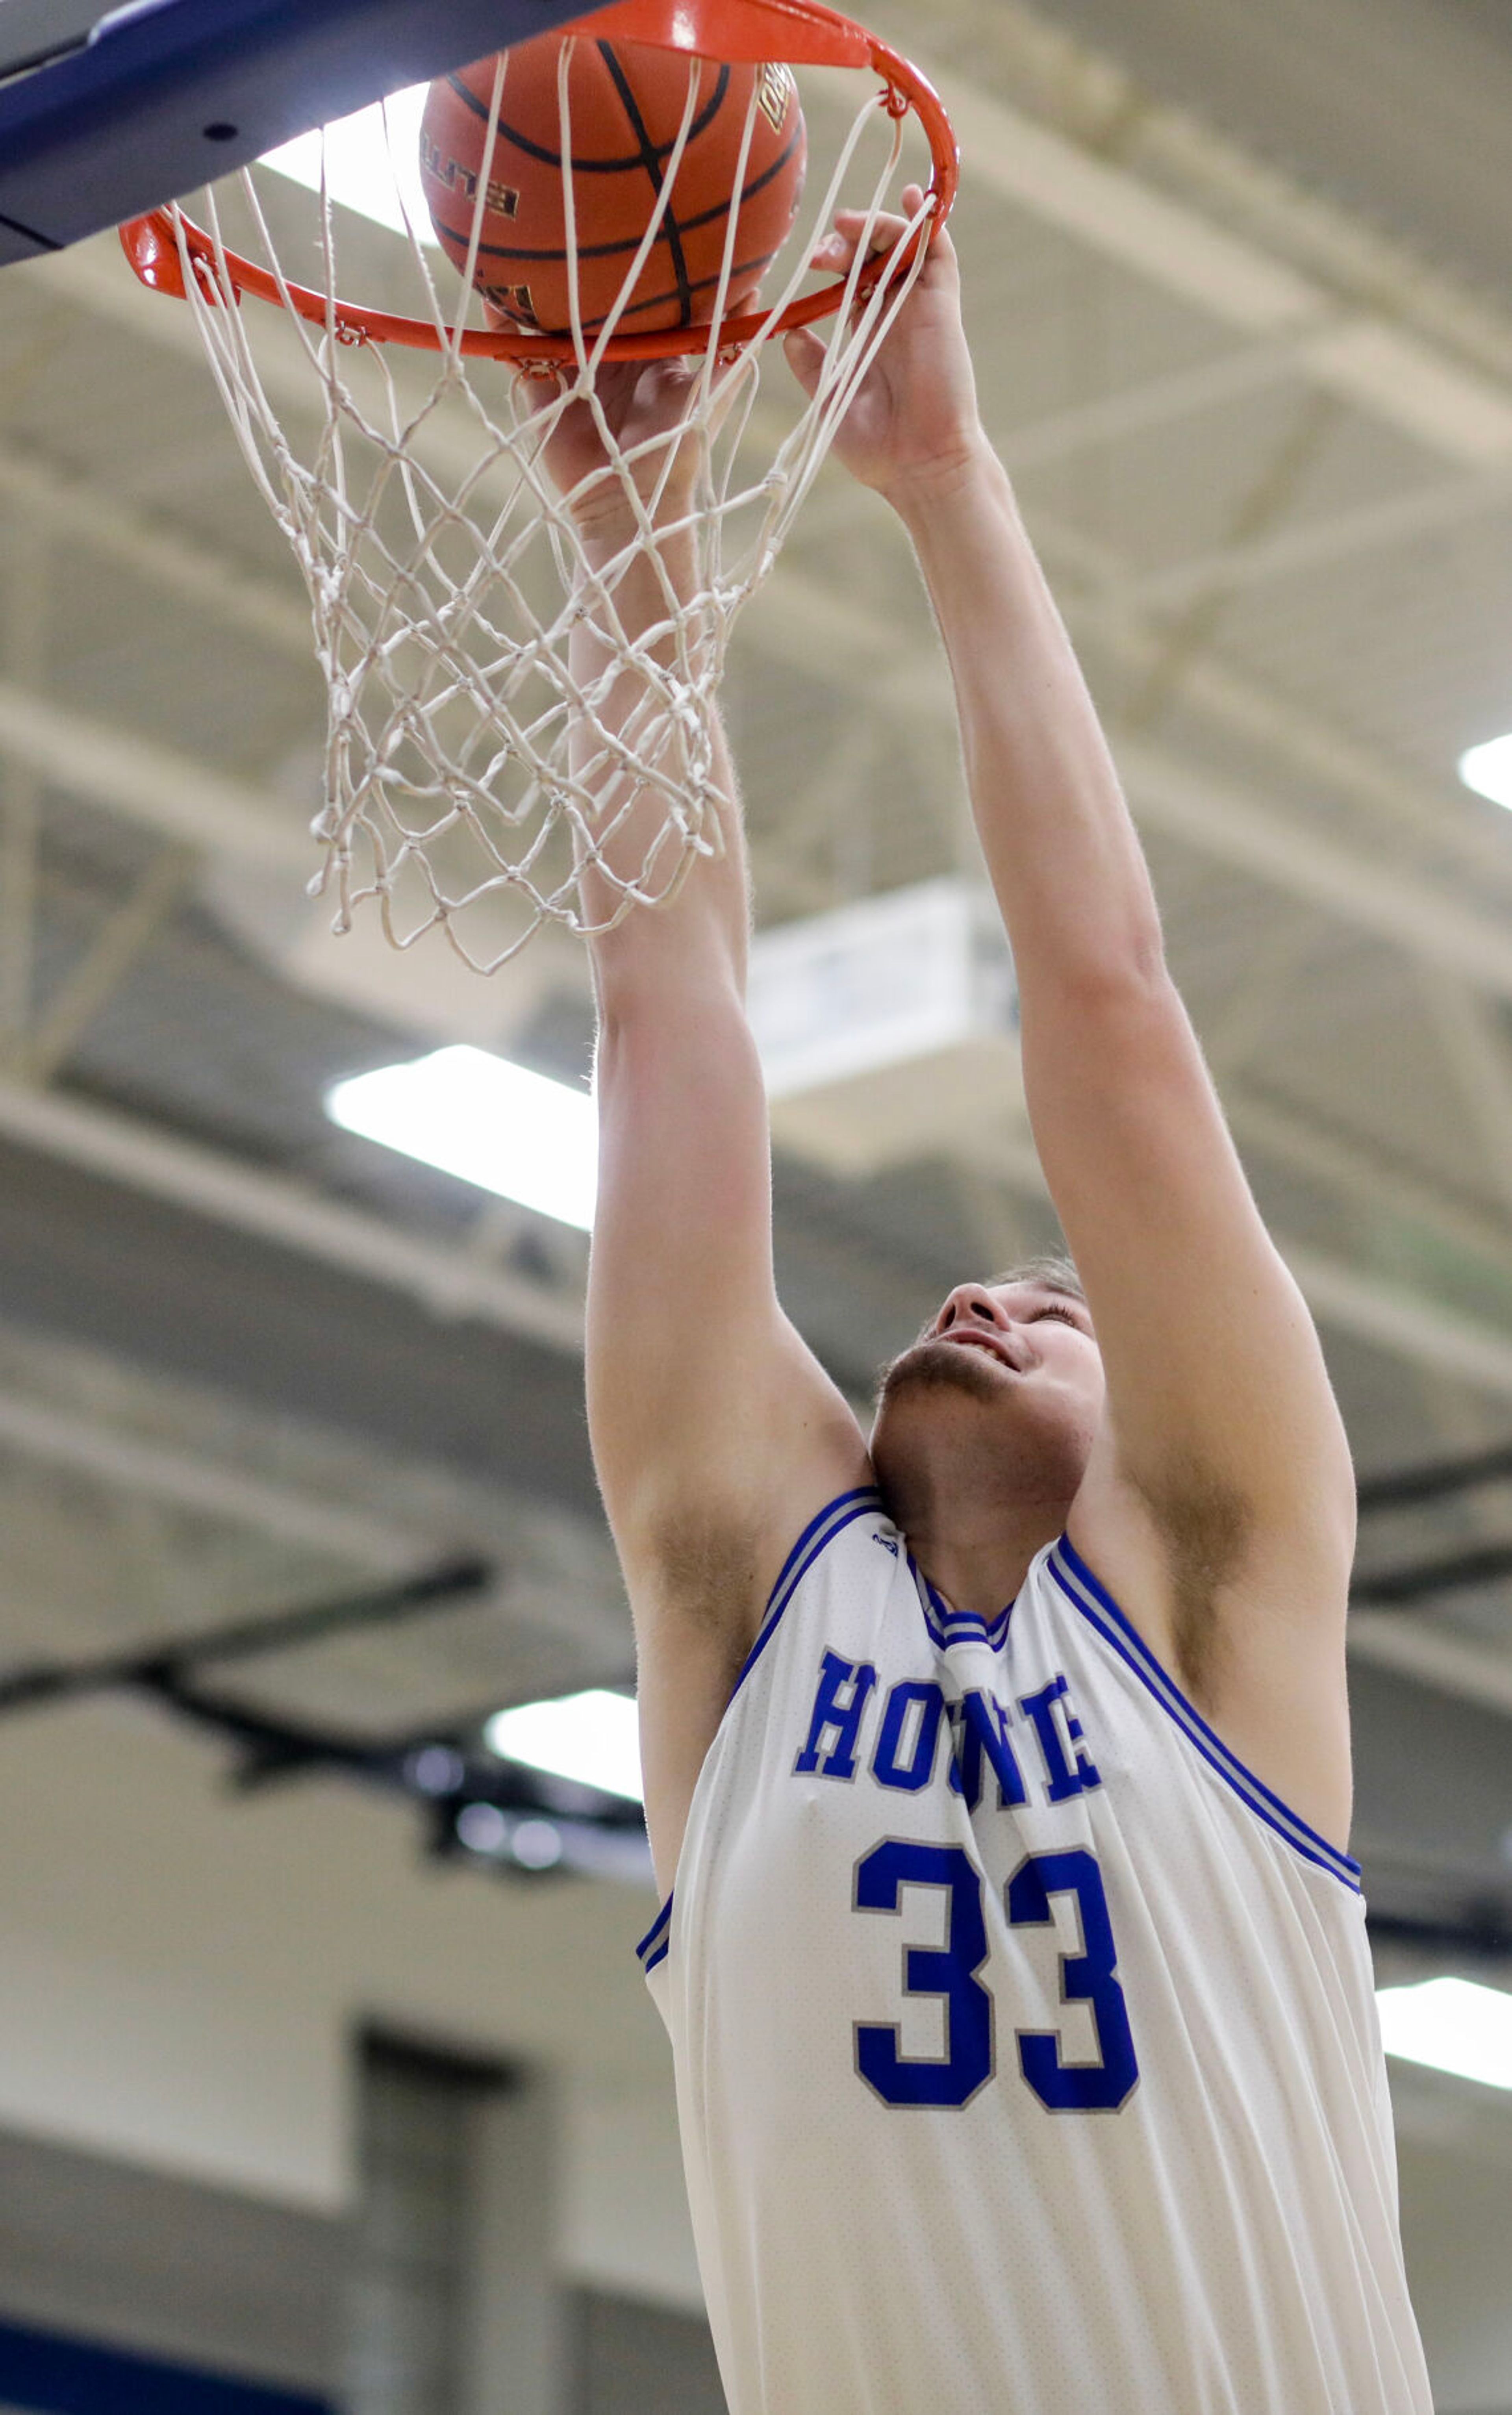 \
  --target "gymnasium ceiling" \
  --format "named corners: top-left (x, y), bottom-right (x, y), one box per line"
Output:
top-left (2, 0), bottom-right (1512, 1979)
